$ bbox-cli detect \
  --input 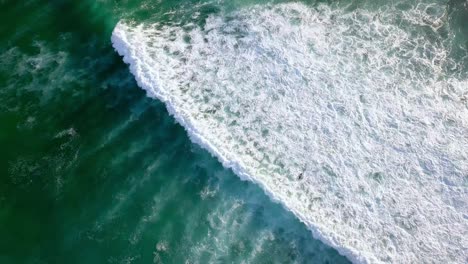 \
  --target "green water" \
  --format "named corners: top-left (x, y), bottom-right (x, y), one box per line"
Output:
top-left (1, 0), bottom-right (467, 263)
top-left (0, 1), bottom-right (352, 263)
